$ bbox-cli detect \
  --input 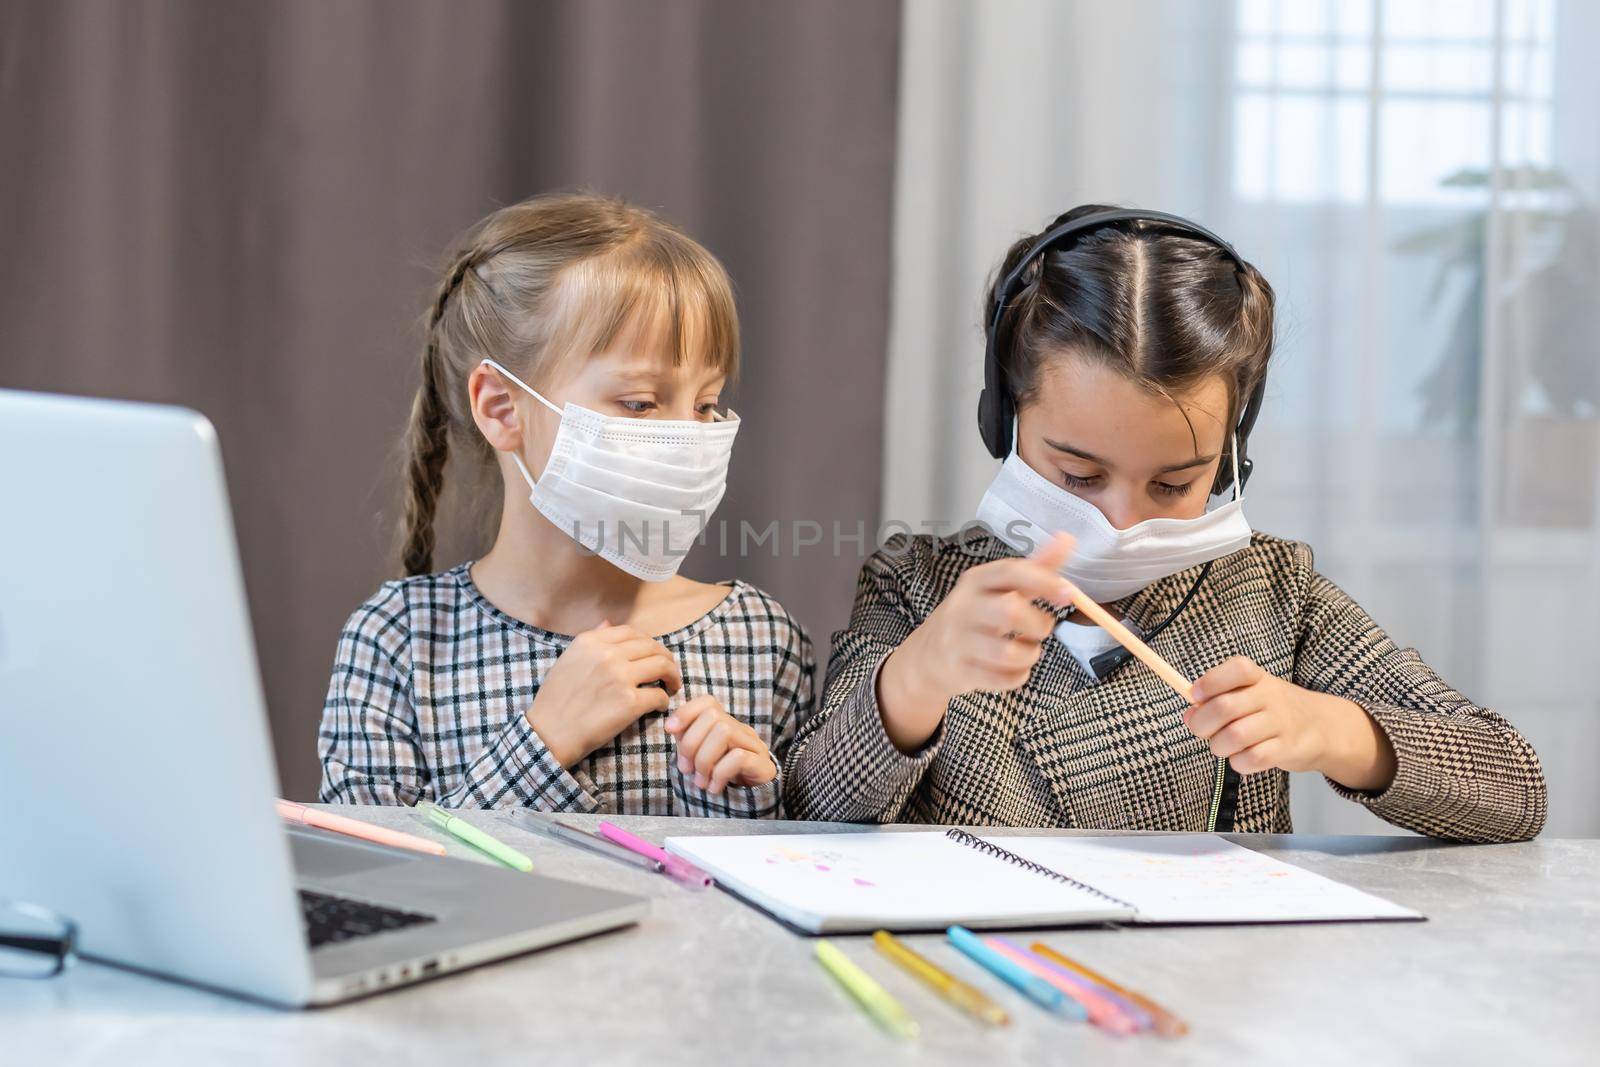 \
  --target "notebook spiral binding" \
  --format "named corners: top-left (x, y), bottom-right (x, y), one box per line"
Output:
top-left (943, 828), bottom-right (1137, 911)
